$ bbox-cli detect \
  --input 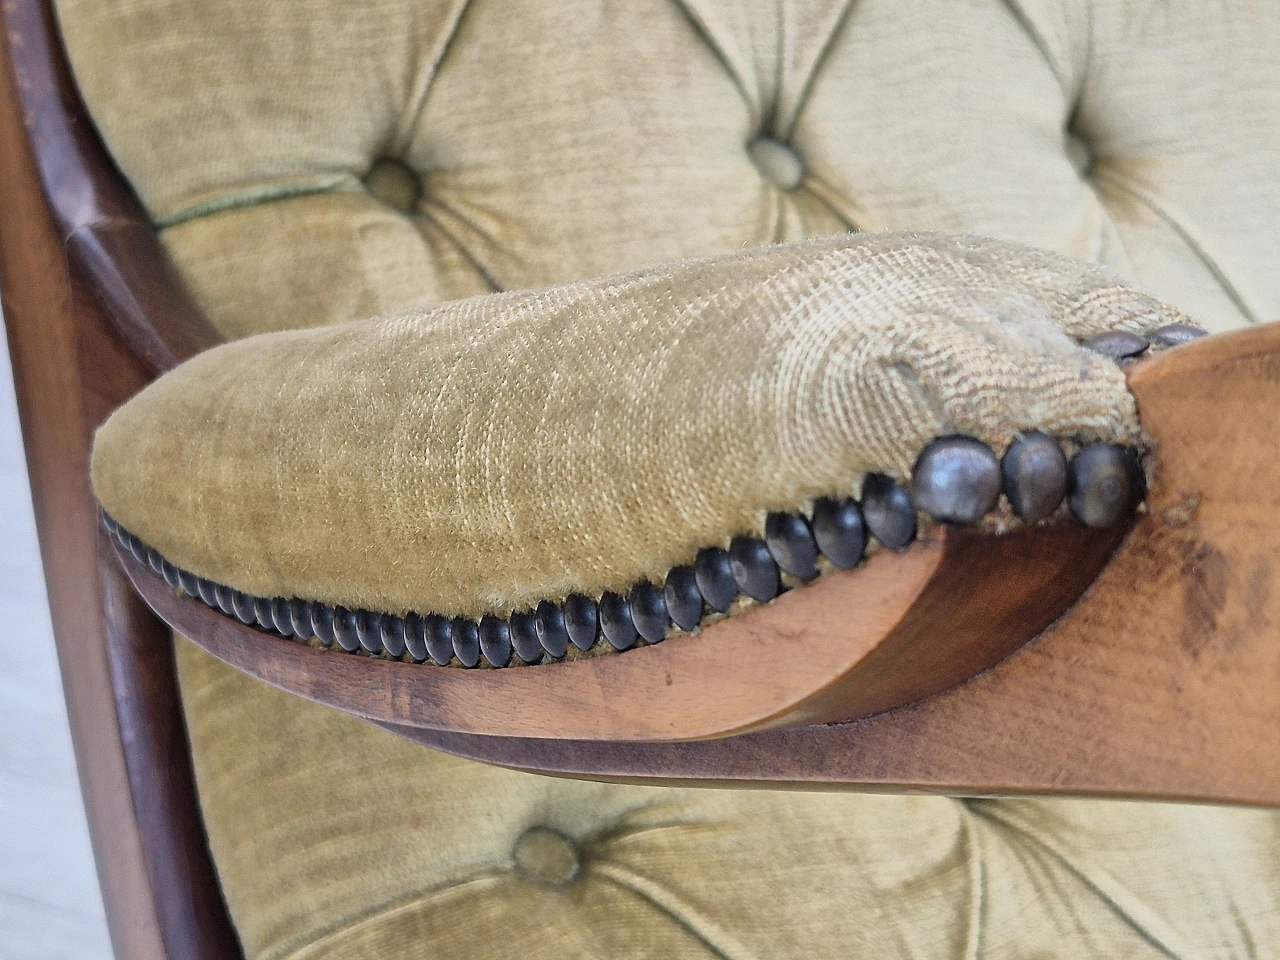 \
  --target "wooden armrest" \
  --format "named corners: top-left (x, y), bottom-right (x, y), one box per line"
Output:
top-left (115, 320), bottom-right (1280, 806)
top-left (114, 519), bottom-right (1124, 741)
